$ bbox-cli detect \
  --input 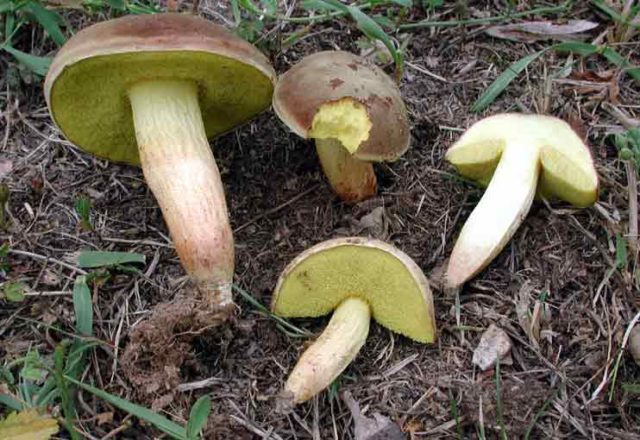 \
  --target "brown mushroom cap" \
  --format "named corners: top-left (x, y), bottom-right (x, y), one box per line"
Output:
top-left (272, 51), bottom-right (409, 162)
top-left (45, 13), bottom-right (276, 165)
